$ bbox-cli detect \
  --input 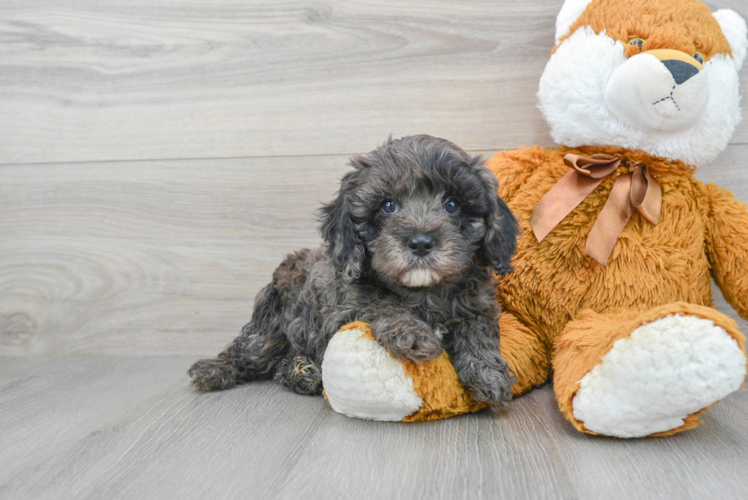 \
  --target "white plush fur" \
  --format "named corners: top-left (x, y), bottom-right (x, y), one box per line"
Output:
top-left (604, 53), bottom-right (709, 134)
top-left (321, 328), bottom-right (422, 421)
top-left (572, 315), bottom-right (747, 438)
top-left (538, 26), bottom-right (742, 167)
top-left (555, 0), bottom-right (594, 44)
top-left (714, 9), bottom-right (748, 71)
